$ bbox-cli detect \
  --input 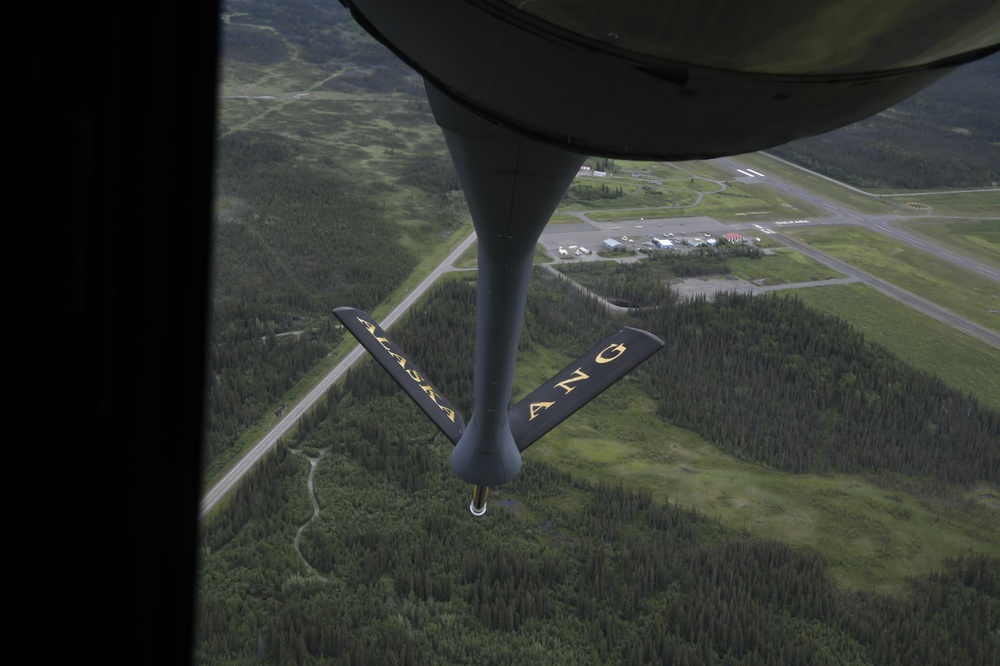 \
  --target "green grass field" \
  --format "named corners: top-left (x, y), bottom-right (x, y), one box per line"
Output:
top-left (790, 282), bottom-right (1000, 412)
top-left (670, 159), bottom-right (738, 182)
top-left (512, 355), bottom-right (999, 595)
top-left (548, 213), bottom-right (585, 223)
top-left (899, 218), bottom-right (1000, 268)
top-left (881, 191), bottom-right (1000, 217)
top-left (453, 241), bottom-right (551, 269)
top-left (578, 182), bottom-right (825, 223)
top-left (729, 249), bottom-right (846, 284)
top-left (785, 225), bottom-right (1000, 331)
